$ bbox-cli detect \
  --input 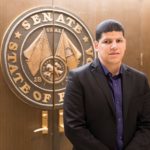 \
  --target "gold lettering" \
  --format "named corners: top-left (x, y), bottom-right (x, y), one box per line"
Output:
top-left (7, 52), bottom-right (17, 63)
top-left (66, 17), bottom-right (75, 27)
top-left (31, 14), bottom-right (41, 25)
top-left (73, 23), bottom-right (82, 34)
top-left (86, 47), bottom-right (94, 57)
top-left (8, 64), bottom-right (19, 74)
top-left (43, 93), bottom-right (51, 103)
top-left (54, 28), bottom-right (62, 33)
top-left (46, 27), bottom-right (53, 32)
top-left (22, 20), bottom-right (31, 30)
top-left (20, 82), bottom-right (31, 94)
top-left (58, 92), bottom-right (64, 102)
top-left (13, 73), bottom-right (24, 83)
top-left (33, 91), bottom-right (42, 101)
top-left (42, 12), bottom-right (53, 22)
top-left (9, 42), bottom-right (18, 51)
top-left (56, 14), bottom-right (65, 24)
